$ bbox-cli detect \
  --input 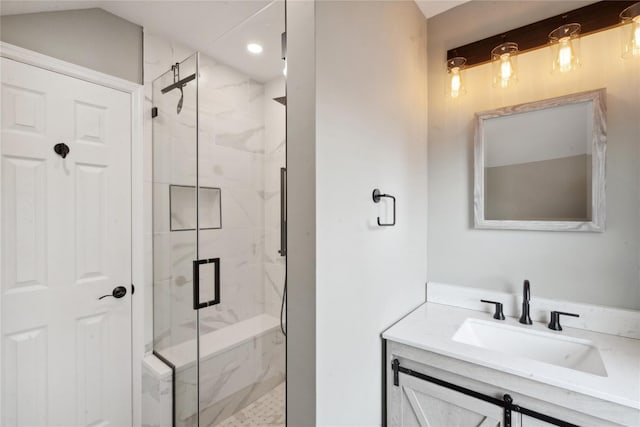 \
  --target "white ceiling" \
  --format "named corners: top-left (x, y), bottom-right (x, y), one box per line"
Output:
top-left (0, 0), bottom-right (465, 82)
top-left (414, 0), bottom-right (469, 19)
